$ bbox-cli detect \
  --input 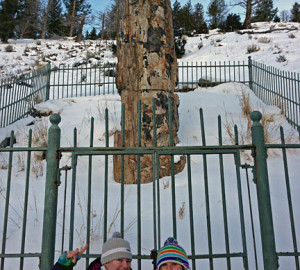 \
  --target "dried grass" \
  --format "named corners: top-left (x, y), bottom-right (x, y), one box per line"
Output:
top-left (224, 88), bottom-right (298, 160)
top-left (179, 202), bottom-right (186, 220)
